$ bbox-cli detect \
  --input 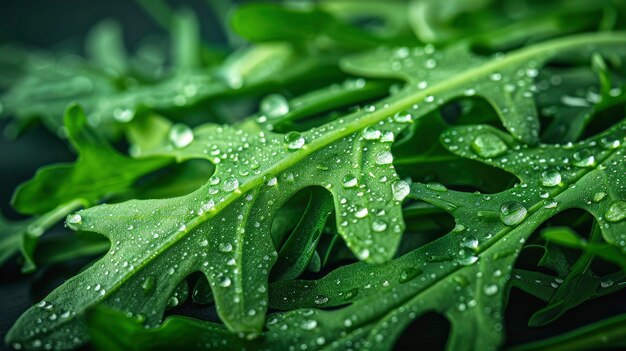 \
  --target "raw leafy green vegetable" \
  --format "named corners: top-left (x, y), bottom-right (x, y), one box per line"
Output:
top-left (2, 1), bottom-right (626, 351)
